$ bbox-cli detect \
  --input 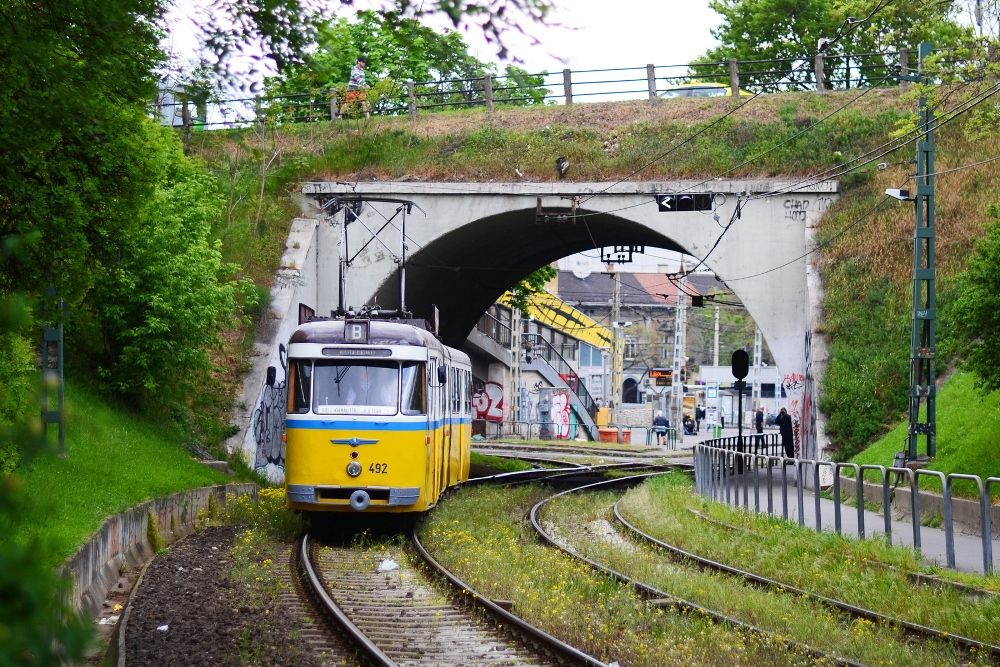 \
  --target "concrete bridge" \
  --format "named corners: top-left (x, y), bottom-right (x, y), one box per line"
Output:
top-left (234, 179), bottom-right (838, 479)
